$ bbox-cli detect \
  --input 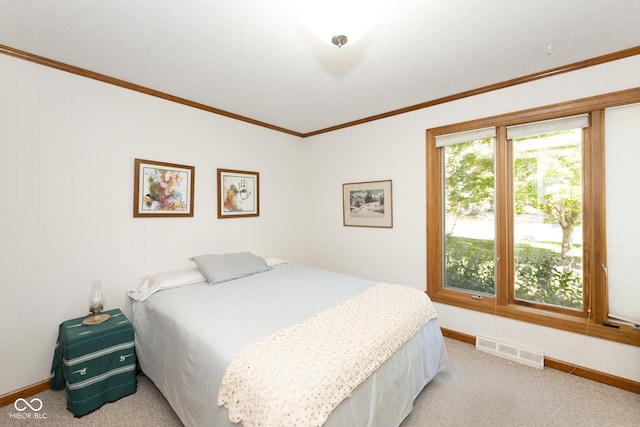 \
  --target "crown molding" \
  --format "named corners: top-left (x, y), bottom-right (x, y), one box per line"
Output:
top-left (2, 44), bottom-right (639, 138)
